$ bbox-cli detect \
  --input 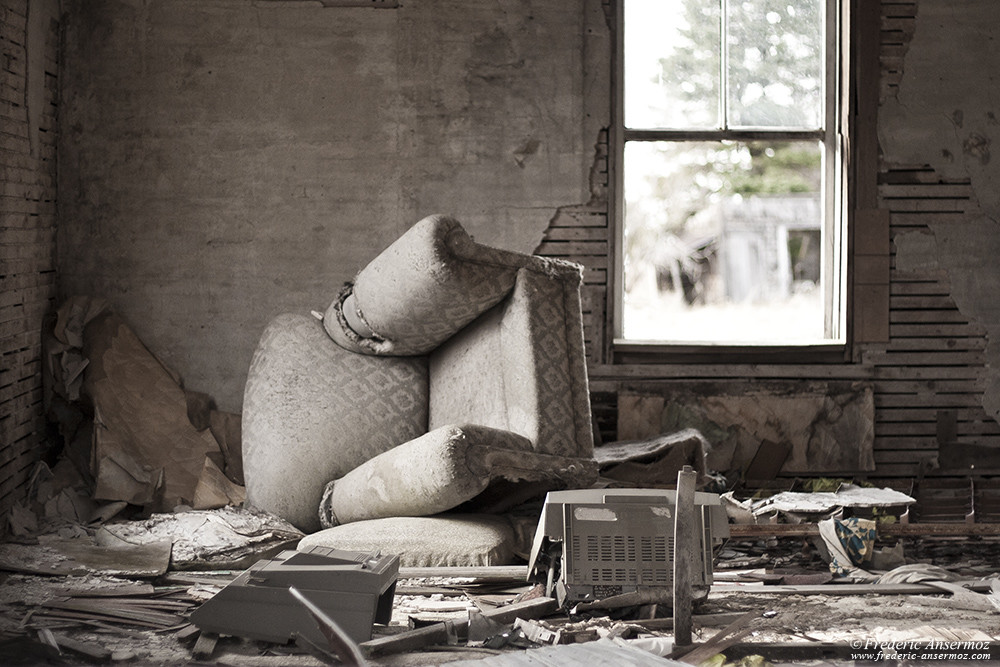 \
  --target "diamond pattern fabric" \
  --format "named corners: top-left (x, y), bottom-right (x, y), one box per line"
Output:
top-left (242, 313), bottom-right (428, 532)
